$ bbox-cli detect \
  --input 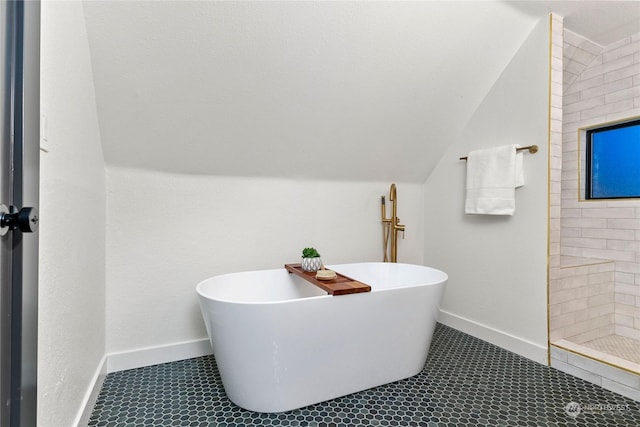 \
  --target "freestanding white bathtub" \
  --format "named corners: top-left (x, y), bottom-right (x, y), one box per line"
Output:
top-left (196, 262), bottom-right (447, 413)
